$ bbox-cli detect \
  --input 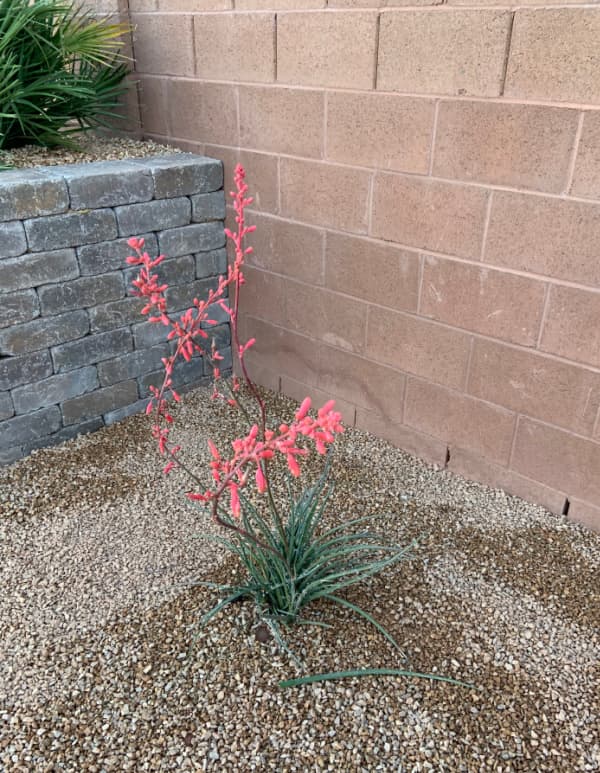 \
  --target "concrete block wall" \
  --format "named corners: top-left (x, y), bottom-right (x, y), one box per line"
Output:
top-left (0, 154), bottom-right (229, 463)
top-left (131, 2), bottom-right (600, 529)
